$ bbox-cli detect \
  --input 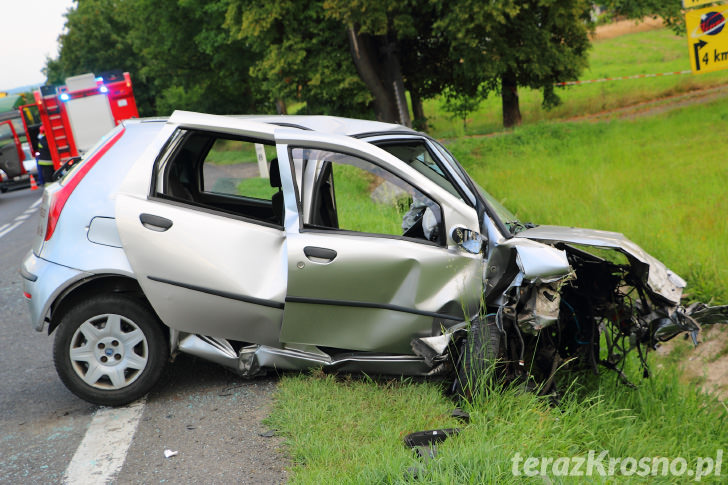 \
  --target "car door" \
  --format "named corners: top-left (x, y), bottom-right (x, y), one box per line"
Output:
top-left (0, 120), bottom-right (25, 178)
top-left (276, 131), bottom-right (483, 354)
top-left (115, 113), bottom-right (288, 346)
